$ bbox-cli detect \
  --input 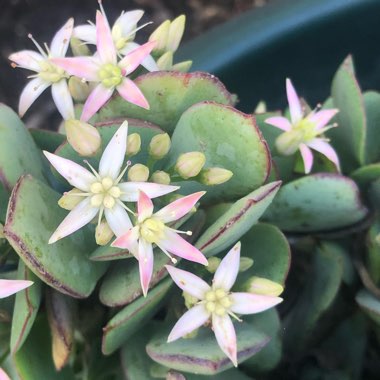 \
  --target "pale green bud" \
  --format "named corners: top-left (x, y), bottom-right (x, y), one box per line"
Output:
top-left (239, 257), bottom-right (254, 272)
top-left (254, 101), bottom-right (267, 113)
top-left (126, 133), bottom-right (141, 156)
top-left (206, 257), bottom-right (221, 273)
top-left (68, 76), bottom-right (90, 102)
top-left (151, 170), bottom-right (171, 185)
top-left (70, 37), bottom-right (91, 56)
top-left (95, 220), bottom-right (114, 246)
top-left (175, 152), bottom-right (206, 179)
top-left (128, 164), bottom-right (149, 182)
top-left (183, 291), bottom-right (198, 309)
top-left (65, 119), bottom-right (101, 157)
top-left (167, 15), bottom-right (186, 53)
top-left (172, 60), bottom-right (193, 73)
top-left (157, 51), bottom-right (173, 71)
top-left (247, 276), bottom-right (284, 297)
top-left (58, 188), bottom-right (83, 210)
top-left (199, 167), bottom-right (233, 185)
top-left (149, 133), bottom-right (171, 159)
top-left (149, 20), bottom-right (170, 55)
